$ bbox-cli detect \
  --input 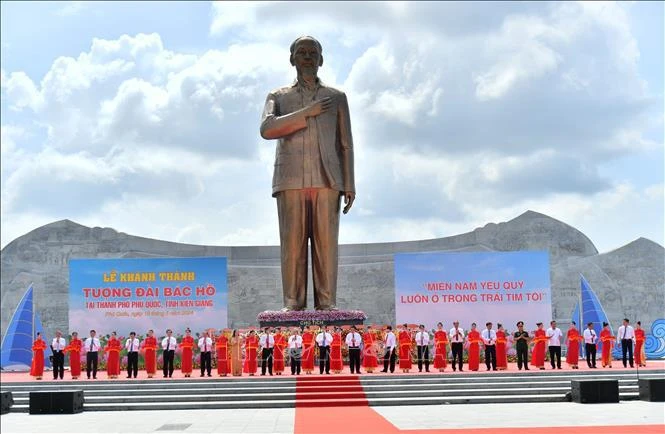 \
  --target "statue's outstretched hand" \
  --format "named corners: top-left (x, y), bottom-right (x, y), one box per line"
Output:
top-left (343, 192), bottom-right (355, 214)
